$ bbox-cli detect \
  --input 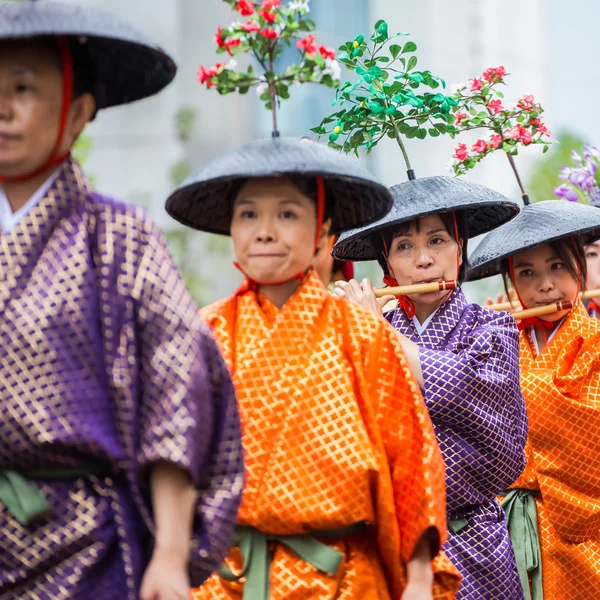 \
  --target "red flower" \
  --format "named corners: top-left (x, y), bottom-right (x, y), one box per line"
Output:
top-left (488, 99), bottom-right (504, 114)
top-left (297, 34), bottom-right (317, 56)
top-left (259, 27), bottom-right (278, 39)
top-left (454, 143), bottom-right (469, 161)
top-left (455, 111), bottom-right (469, 126)
top-left (257, 8), bottom-right (277, 23)
top-left (241, 19), bottom-right (261, 33)
top-left (225, 38), bottom-right (241, 55)
top-left (469, 77), bottom-right (482, 92)
top-left (517, 94), bottom-right (535, 110)
top-left (488, 133), bottom-right (503, 149)
top-left (236, 0), bottom-right (255, 16)
top-left (472, 139), bottom-right (487, 154)
top-left (520, 128), bottom-right (533, 145)
top-left (197, 63), bottom-right (225, 87)
top-left (319, 45), bottom-right (336, 60)
top-left (263, 0), bottom-right (281, 7)
top-left (215, 26), bottom-right (227, 49)
top-left (504, 125), bottom-right (521, 140)
top-left (530, 118), bottom-right (551, 137)
top-left (482, 65), bottom-right (506, 83)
